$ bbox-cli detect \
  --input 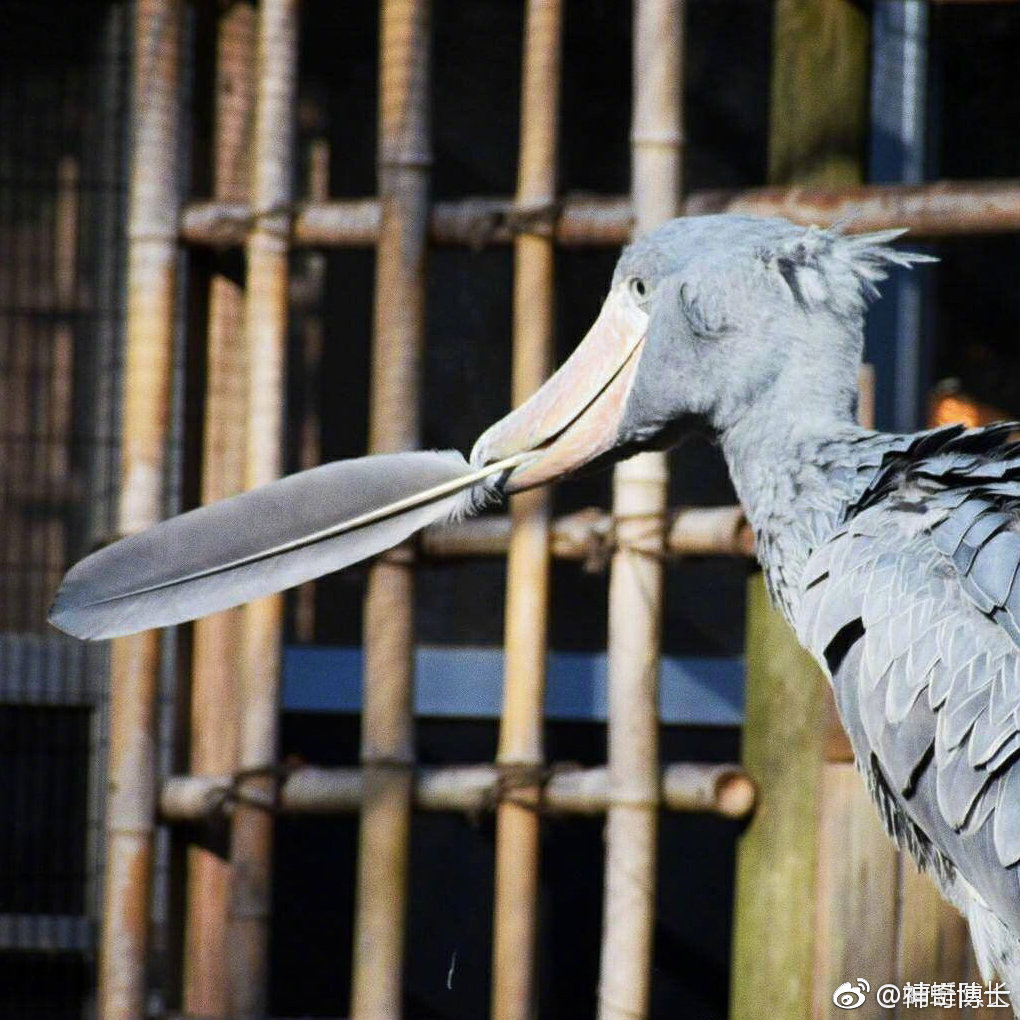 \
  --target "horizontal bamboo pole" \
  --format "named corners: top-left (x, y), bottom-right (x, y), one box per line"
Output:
top-left (685, 178), bottom-right (1020, 236)
top-left (422, 505), bottom-right (754, 560)
top-left (181, 194), bottom-right (631, 247)
top-left (160, 763), bottom-right (755, 820)
top-left (180, 178), bottom-right (1020, 248)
